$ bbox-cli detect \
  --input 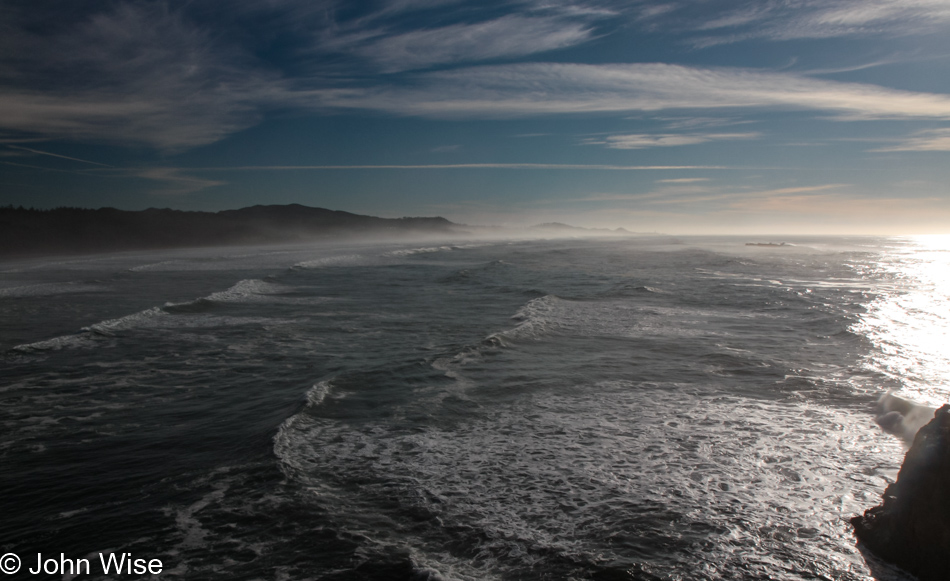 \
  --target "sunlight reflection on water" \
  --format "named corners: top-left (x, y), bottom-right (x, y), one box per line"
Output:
top-left (855, 235), bottom-right (950, 407)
